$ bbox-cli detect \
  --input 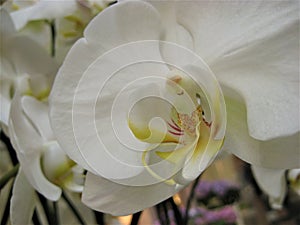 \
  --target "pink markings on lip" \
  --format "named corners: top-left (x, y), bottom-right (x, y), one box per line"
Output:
top-left (168, 130), bottom-right (184, 136)
top-left (171, 119), bottom-right (181, 129)
top-left (167, 121), bottom-right (182, 132)
top-left (167, 119), bottom-right (183, 136)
